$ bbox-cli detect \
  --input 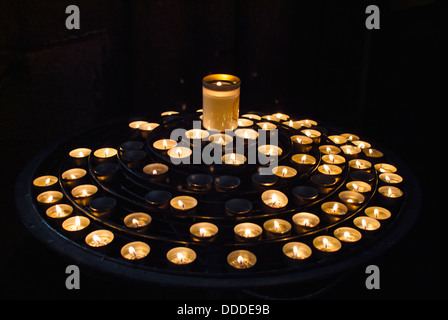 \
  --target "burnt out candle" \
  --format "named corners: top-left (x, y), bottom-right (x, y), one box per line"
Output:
top-left (310, 173), bottom-right (337, 194)
top-left (88, 196), bottom-right (117, 218)
top-left (186, 173), bottom-right (213, 191)
top-left (145, 190), bottom-right (172, 209)
top-left (93, 163), bottom-right (120, 183)
top-left (292, 185), bottom-right (319, 205)
top-left (214, 175), bottom-right (240, 192)
top-left (225, 198), bottom-right (253, 215)
top-left (122, 149), bottom-right (147, 169)
top-left (251, 172), bottom-right (278, 189)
